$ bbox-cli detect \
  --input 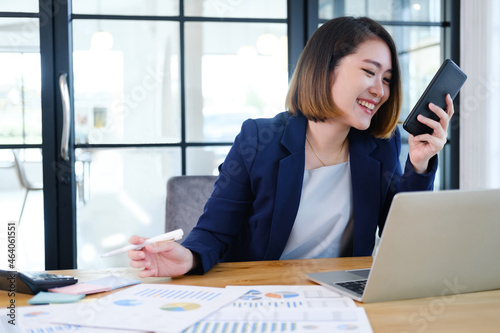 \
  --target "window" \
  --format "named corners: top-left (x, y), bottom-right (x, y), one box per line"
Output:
top-left (319, 0), bottom-right (455, 189)
top-left (71, 0), bottom-right (289, 269)
top-left (0, 2), bottom-right (44, 271)
top-left (0, 1), bottom-right (459, 270)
